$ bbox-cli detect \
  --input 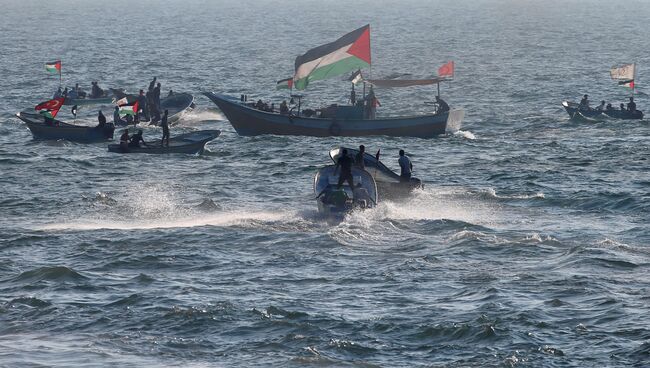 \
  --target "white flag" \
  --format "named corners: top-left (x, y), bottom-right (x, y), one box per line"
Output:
top-left (610, 63), bottom-right (635, 81)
